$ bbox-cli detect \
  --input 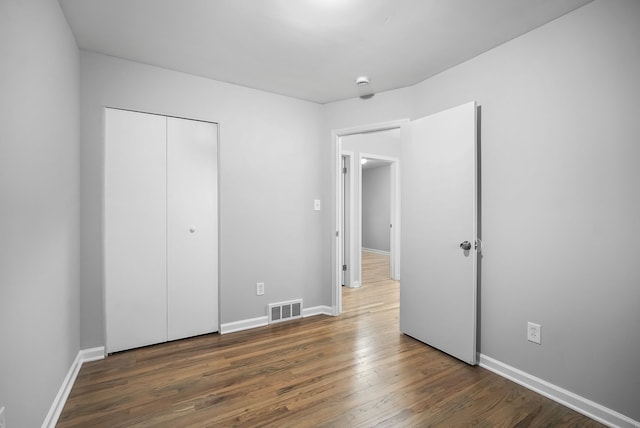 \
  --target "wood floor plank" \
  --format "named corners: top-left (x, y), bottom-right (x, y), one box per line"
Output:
top-left (58, 251), bottom-right (603, 427)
